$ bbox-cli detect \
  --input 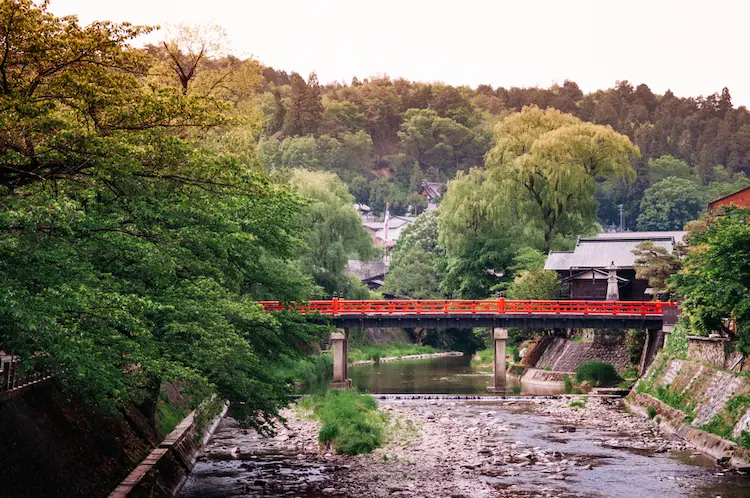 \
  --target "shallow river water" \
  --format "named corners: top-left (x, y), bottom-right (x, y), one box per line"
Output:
top-left (306, 354), bottom-right (562, 395)
top-left (181, 356), bottom-right (750, 497)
